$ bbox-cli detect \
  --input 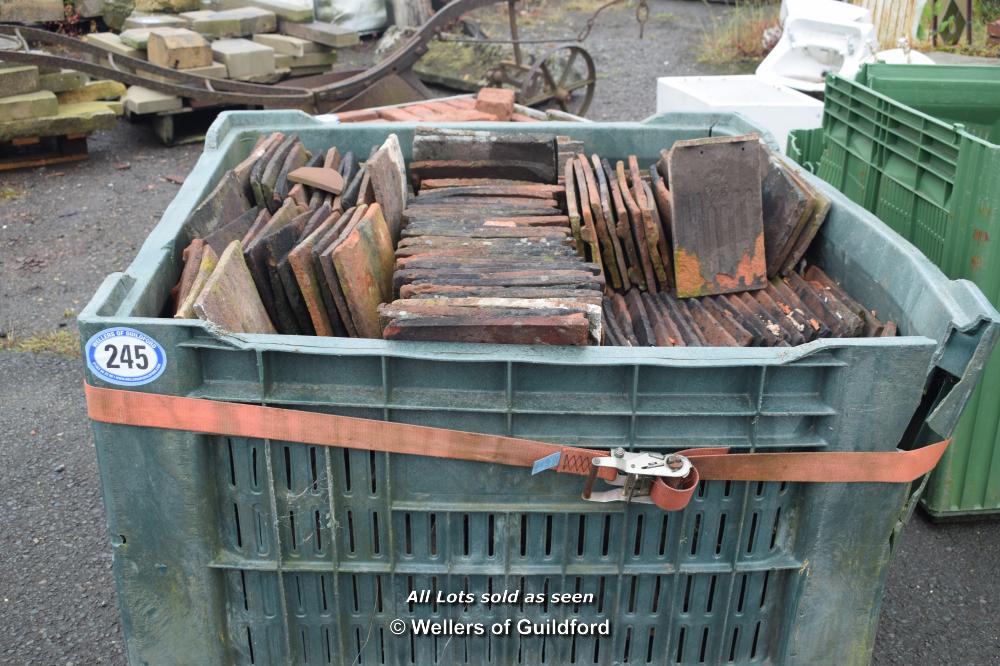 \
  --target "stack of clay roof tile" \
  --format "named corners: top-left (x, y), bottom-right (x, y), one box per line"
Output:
top-left (171, 131), bottom-right (405, 336)
top-left (167, 126), bottom-right (894, 348)
top-left (377, 127), bottom-right (603, 345)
